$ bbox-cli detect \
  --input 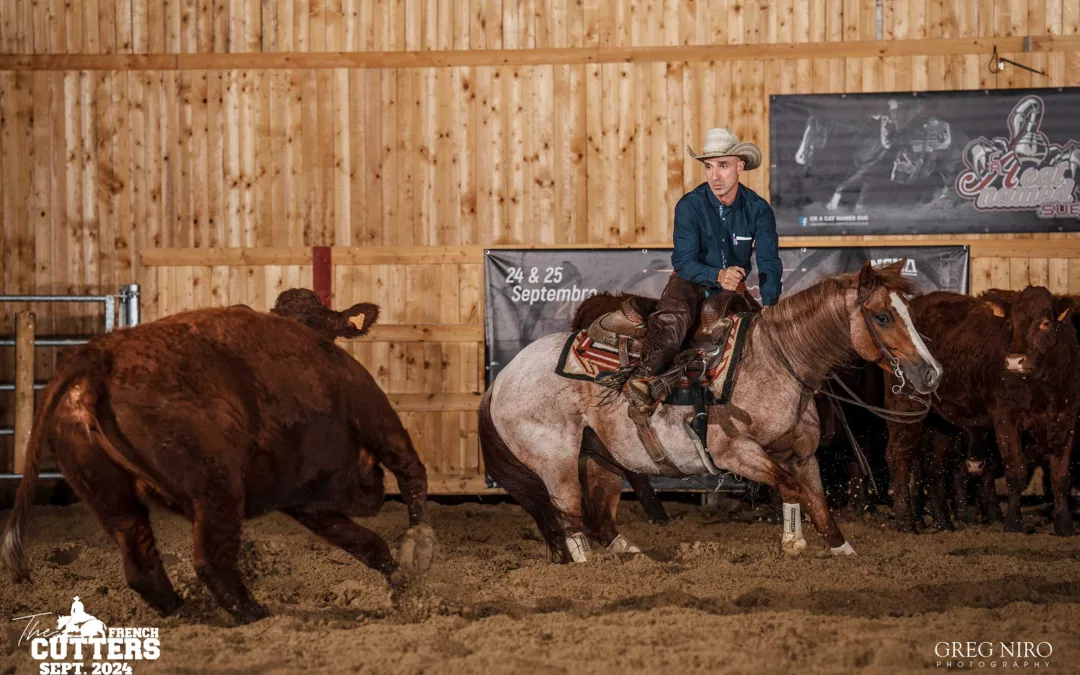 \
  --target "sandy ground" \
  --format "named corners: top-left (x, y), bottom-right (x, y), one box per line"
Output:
top-left (2, 495), bottom-right (1079, 675)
